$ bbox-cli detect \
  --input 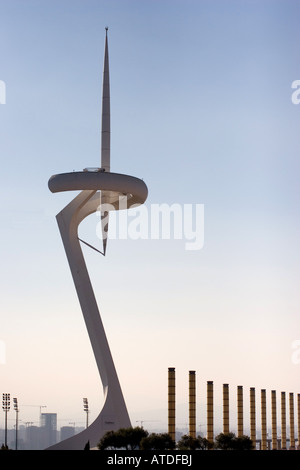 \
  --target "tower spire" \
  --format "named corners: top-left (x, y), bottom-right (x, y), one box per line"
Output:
top-left (101, 27), bottom-right (110, 172)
